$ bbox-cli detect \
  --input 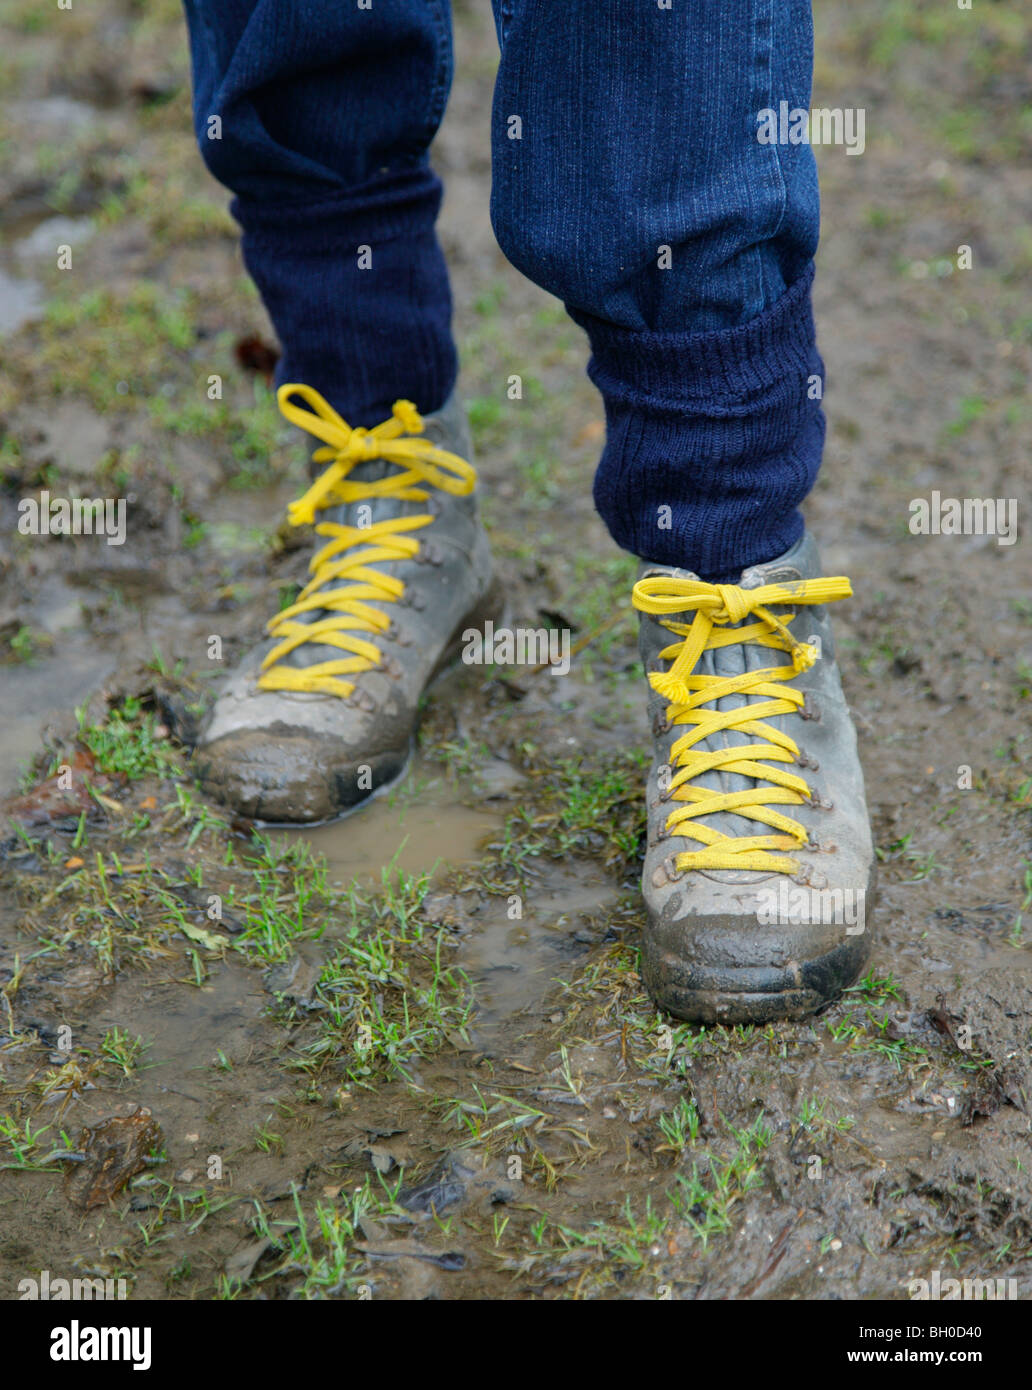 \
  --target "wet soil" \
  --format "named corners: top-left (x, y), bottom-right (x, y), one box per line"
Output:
top-left (1, 0), bottom-right (1031, 1300)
